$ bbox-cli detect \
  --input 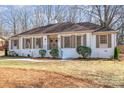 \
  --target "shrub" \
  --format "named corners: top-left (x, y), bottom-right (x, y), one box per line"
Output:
top-left (114, 47), bottom-right (119, 59)
top-left (39, 49), bottom-right (46, 58)
top-left (27, 54), bottom-right (31, 57)
top-left (76, 46), bottom-right (91, 59)
top-left (50, 48), bottom-right (59, 58)
top-left (16, 54), bottom-right (19, 57)
top-left (8, 51), bottom-right (17, 57)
